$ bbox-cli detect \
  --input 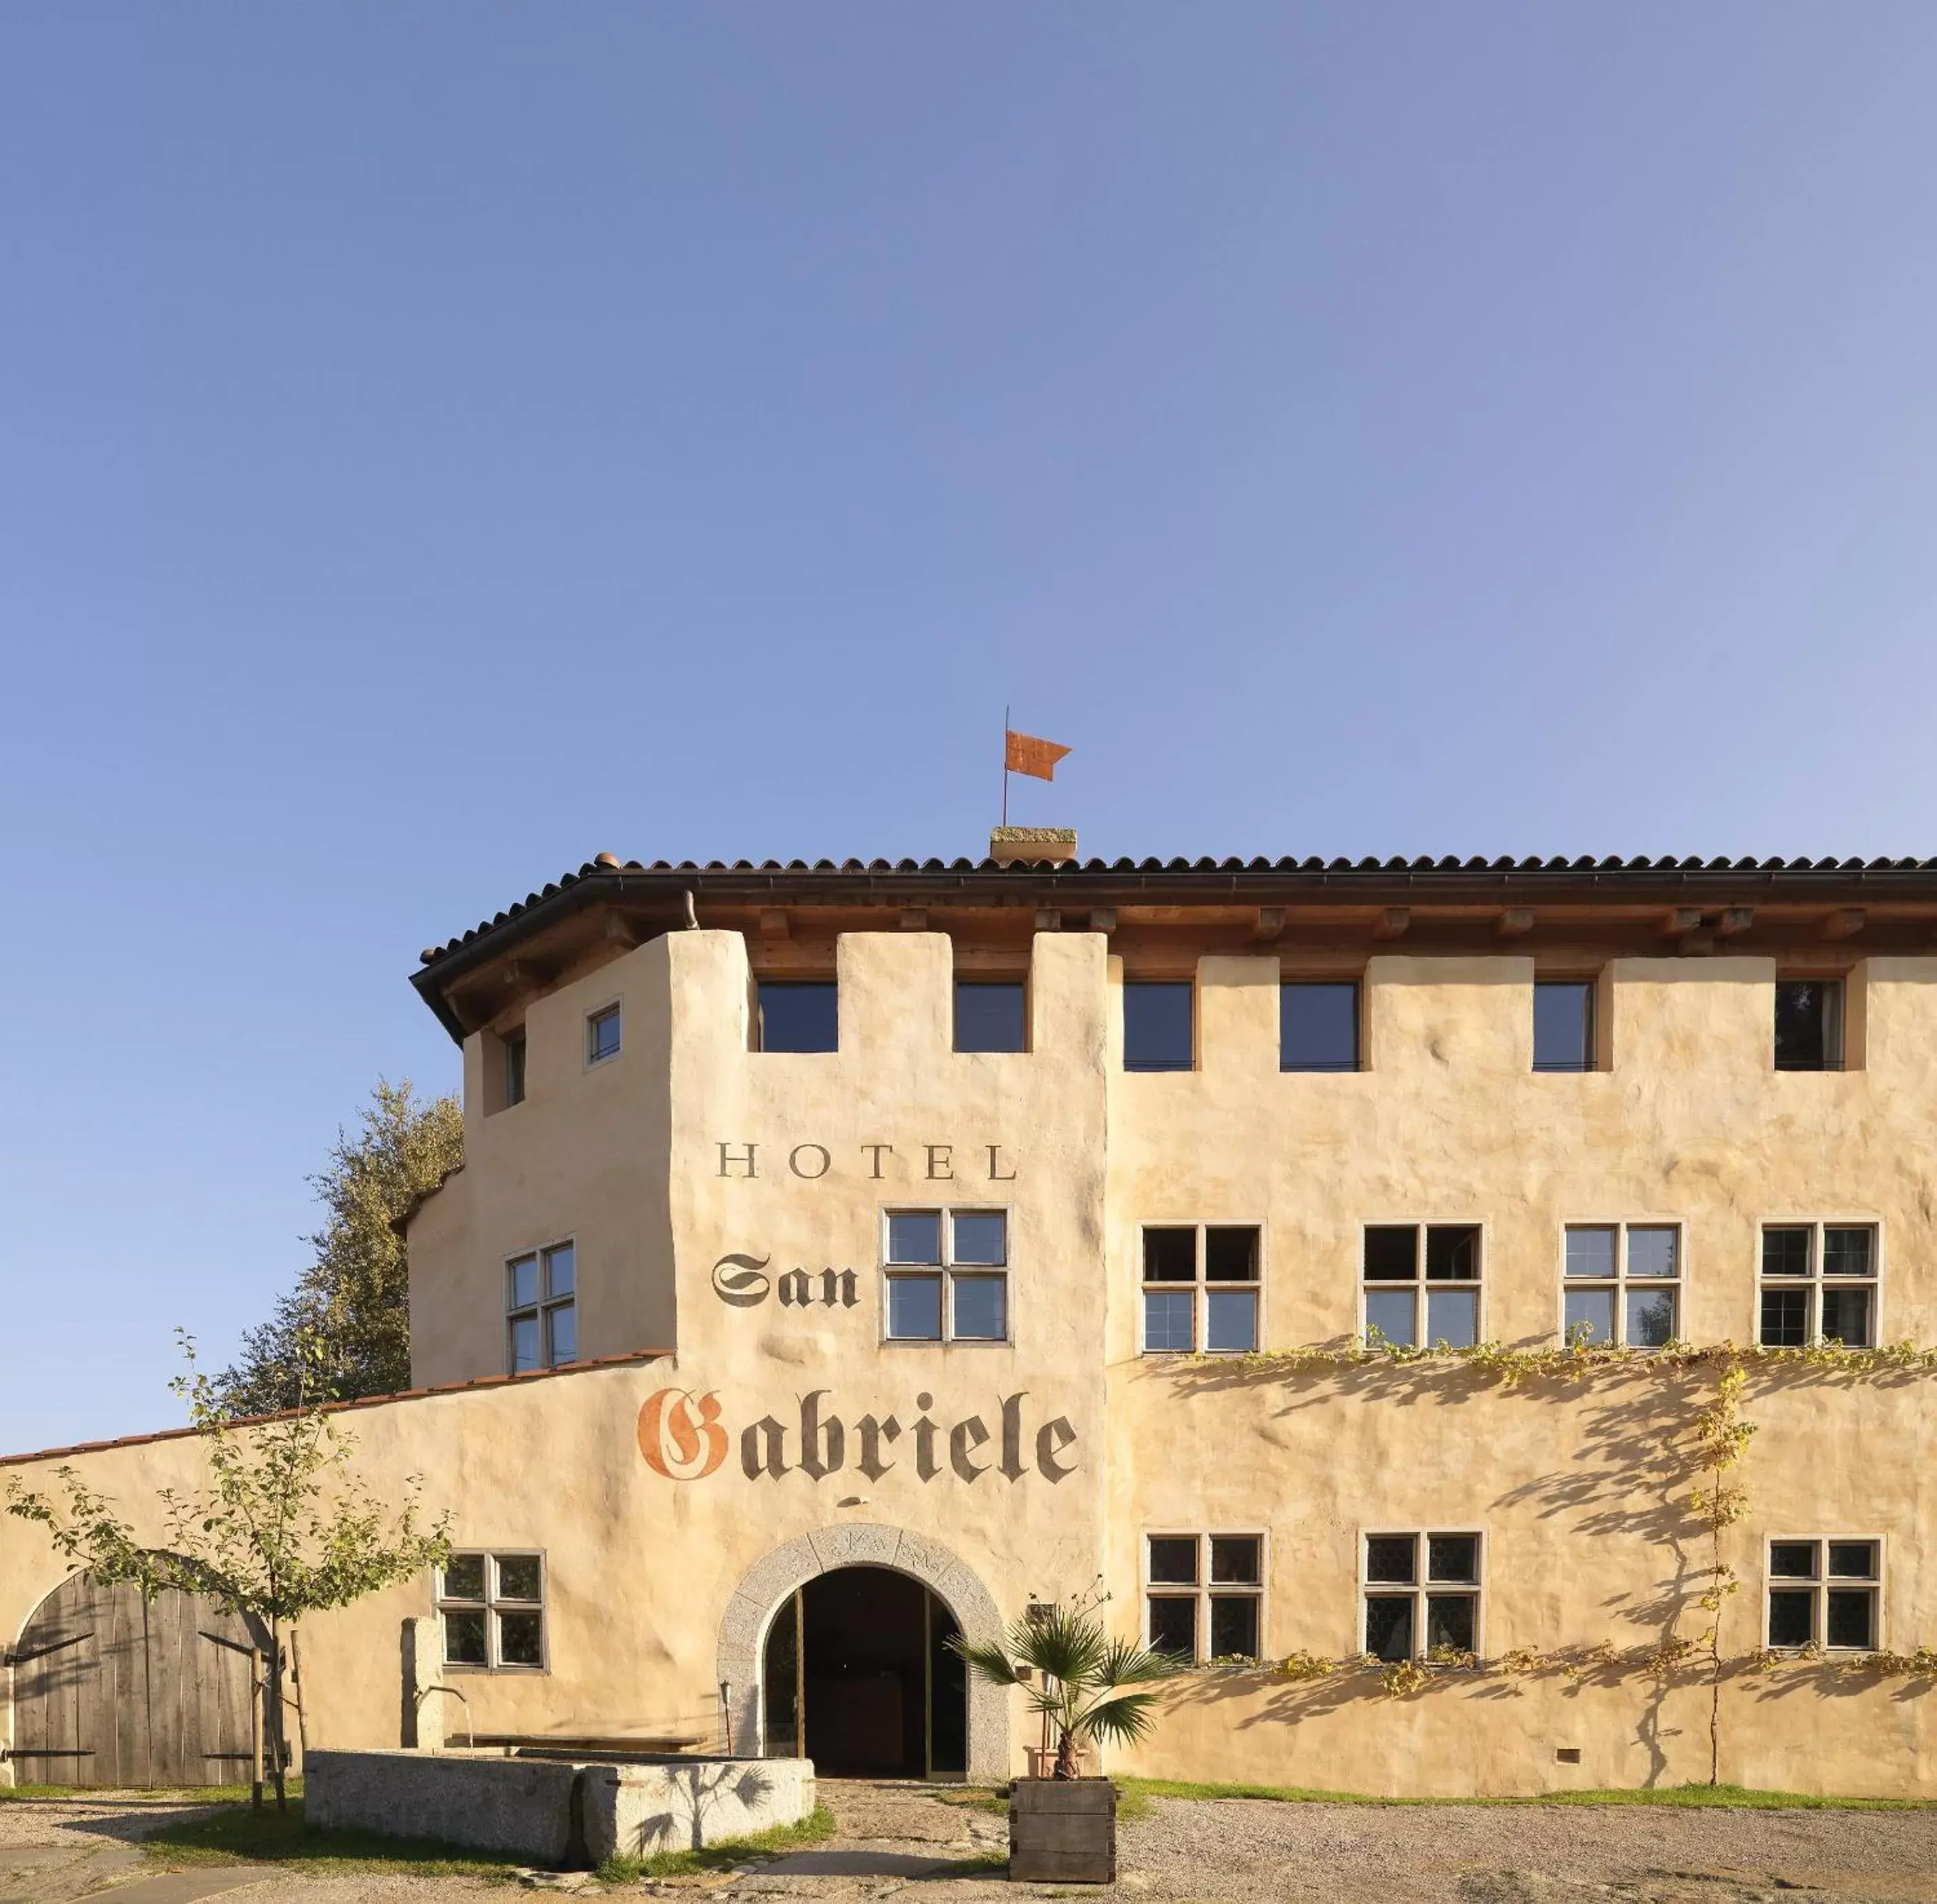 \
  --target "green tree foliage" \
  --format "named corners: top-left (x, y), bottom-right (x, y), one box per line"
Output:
top-left (223, 1080), bottom-right (462, 1414)
top-left (954, 1602), bottom-right (1181, 1778)
top-left (7, 1332), bottom-right (450, 1814)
